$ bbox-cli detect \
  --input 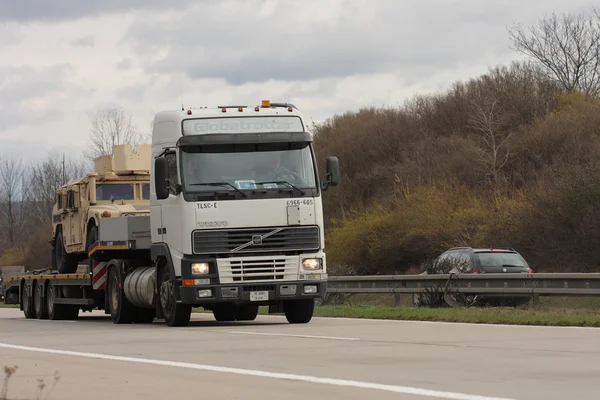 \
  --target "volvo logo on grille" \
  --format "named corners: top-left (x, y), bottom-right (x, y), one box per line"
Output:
top-left (230, 228), bottom-right (284, 253)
